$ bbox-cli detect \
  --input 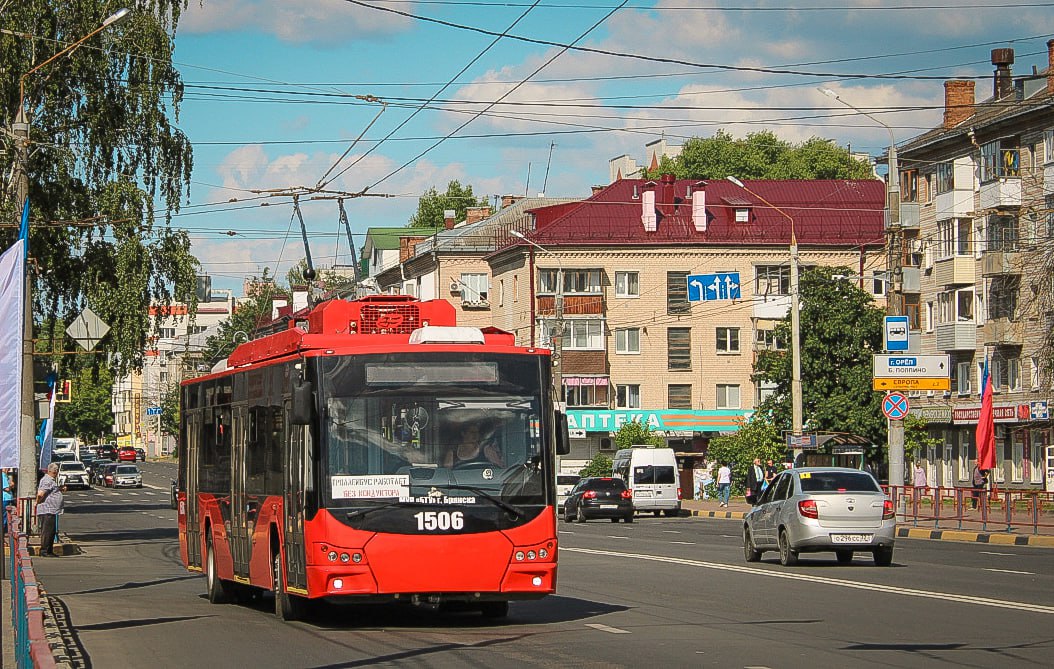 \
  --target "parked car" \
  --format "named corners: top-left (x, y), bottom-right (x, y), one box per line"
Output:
top-left (100, 463), bottom-right (122, 488)
top-left (89, 459), bottom-right (114, 485)
top-left (117, 446), bottom-right (137, 462)
top-left (742, 467), bottom-right (896, 567)
top-left (96, 444), bottom-right (117, 461)
top-left (49, 451), bottom-right (78, 464)
top-left (111, 464), bottom-right (143, 489)
top-left (57, 461), bottom-right (91, 490)
top-left (563, 477), bottom-right (634, 523)
top-left (556, 474), bottom-right (581, 511)
top-left (134, 447), bottom-right (146, 461)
